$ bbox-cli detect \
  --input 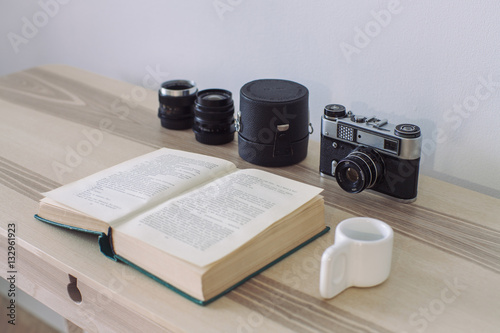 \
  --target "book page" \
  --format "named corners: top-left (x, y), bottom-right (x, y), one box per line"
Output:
top-left (44, 148), bottom-right (236, 224)
top-left (115, 169), bottom-right (323, 267)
